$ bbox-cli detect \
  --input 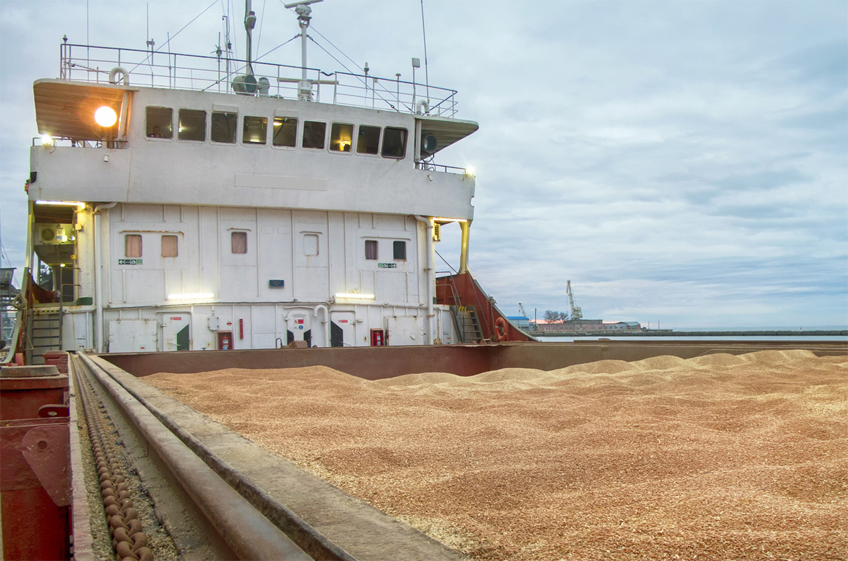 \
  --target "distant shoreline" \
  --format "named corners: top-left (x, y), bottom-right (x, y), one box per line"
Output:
top-left (534, 330), bottom-right (848, 337)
